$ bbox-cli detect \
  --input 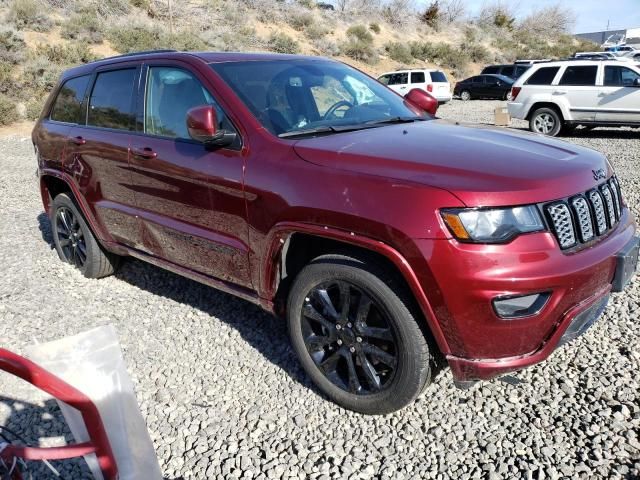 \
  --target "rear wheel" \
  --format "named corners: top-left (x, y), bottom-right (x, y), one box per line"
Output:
top-left (503, 91), bottom-right (513, 101)
top-left (51, 193), bottom-right (120, 278)
top-left (287, 253), bottom-right (433, 414)
top-left (460, 90), bottom-right (471, 101)
top-left (529, 107), bottom-right (562, 136)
